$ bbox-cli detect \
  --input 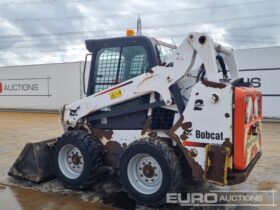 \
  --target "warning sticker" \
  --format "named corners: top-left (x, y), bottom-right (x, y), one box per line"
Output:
top-left (109, 88), bottom-right (122, 99)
